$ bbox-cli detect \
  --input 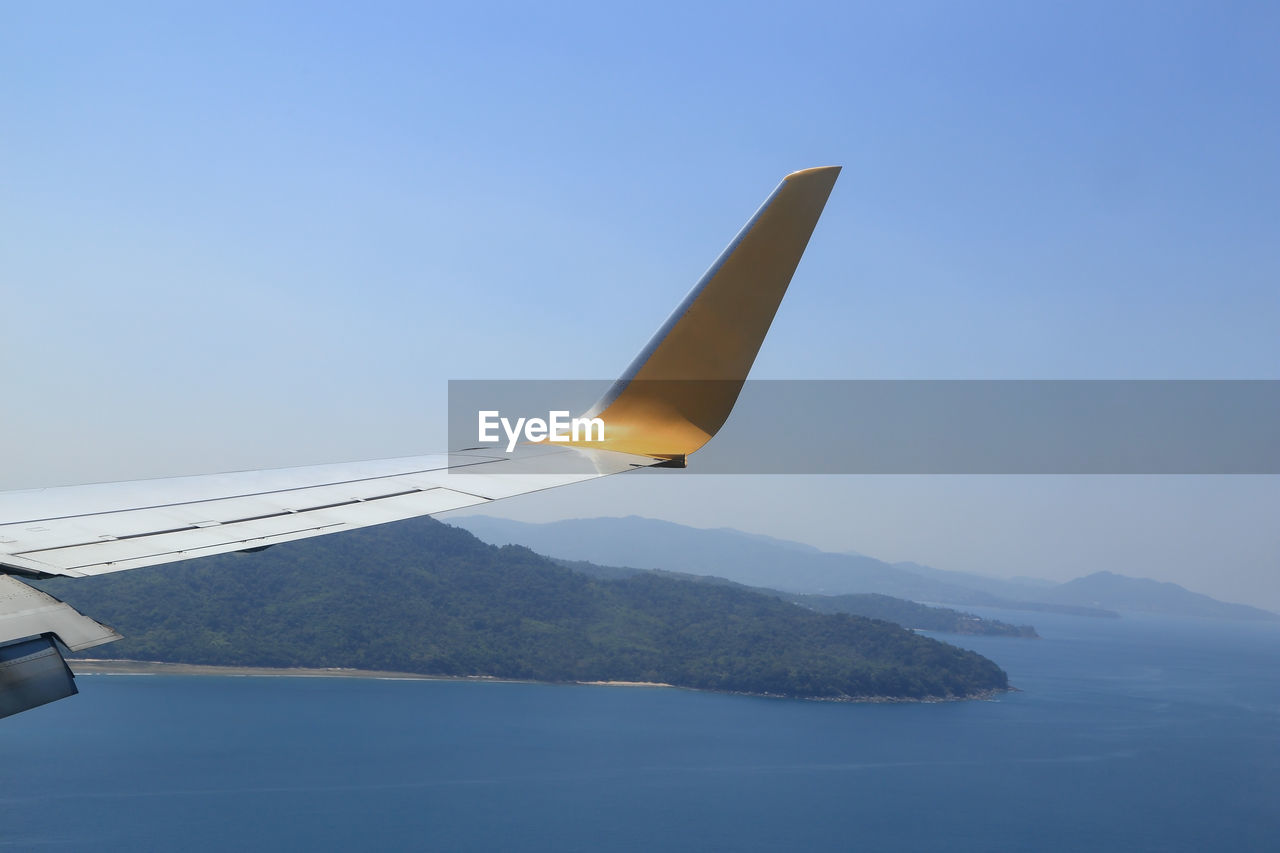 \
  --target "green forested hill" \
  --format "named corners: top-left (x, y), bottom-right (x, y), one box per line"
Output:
top-left (38, 518), bottom-right (1008, 700)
